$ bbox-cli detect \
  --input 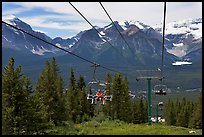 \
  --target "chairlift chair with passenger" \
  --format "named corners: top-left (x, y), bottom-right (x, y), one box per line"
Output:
top-left (87, 64), bottom-right (113, 104)
top-left (154, 84), bottom-right (167, 95)
top-left (158, 102), bottom-right (164, 106)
